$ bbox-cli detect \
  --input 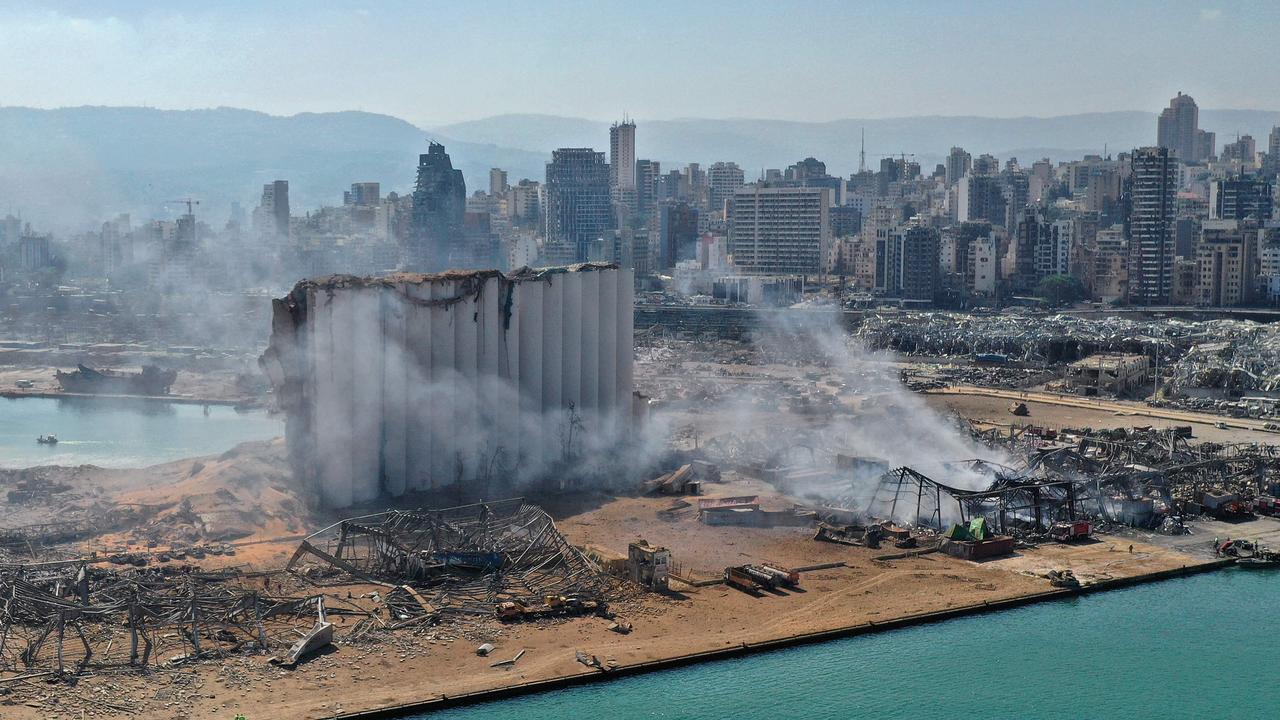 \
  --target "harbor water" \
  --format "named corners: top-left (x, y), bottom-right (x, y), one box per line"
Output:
top-left (423, 569), bottom-right (1277, 720)
top-left (0, 396), bottom-right (283, 468)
